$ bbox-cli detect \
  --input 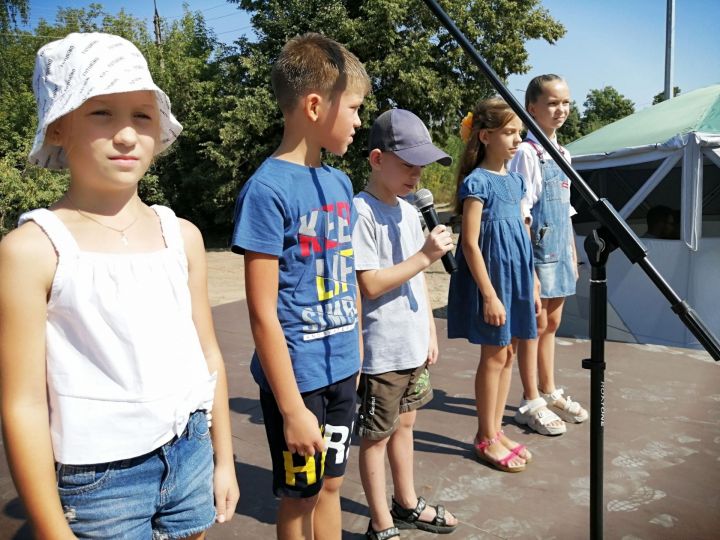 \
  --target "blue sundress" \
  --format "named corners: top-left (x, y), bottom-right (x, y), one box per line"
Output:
top-left (447, 168), bottom-right (538, 346)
